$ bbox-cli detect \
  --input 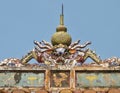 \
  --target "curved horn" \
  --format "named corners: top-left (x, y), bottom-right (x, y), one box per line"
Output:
top-left (80, 41), bottom-right (91, 48)
top-left (34, 46), bottom-right (41, 52)
top-left (34, 40), bottom-right (41, 47)
top-left (71, 41), bottom-right (91, 50)
top-left (34, 40), bottom-right (51, 49)
top-left (69, 40), bottom-right (80, 48)
top-left (42, 40), bottom-right (53, 48)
